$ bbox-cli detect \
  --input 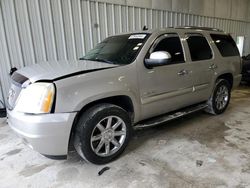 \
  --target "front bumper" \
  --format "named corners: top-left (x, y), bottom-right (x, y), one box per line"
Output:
top-left (7, 109), bottom-right (77, 157)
